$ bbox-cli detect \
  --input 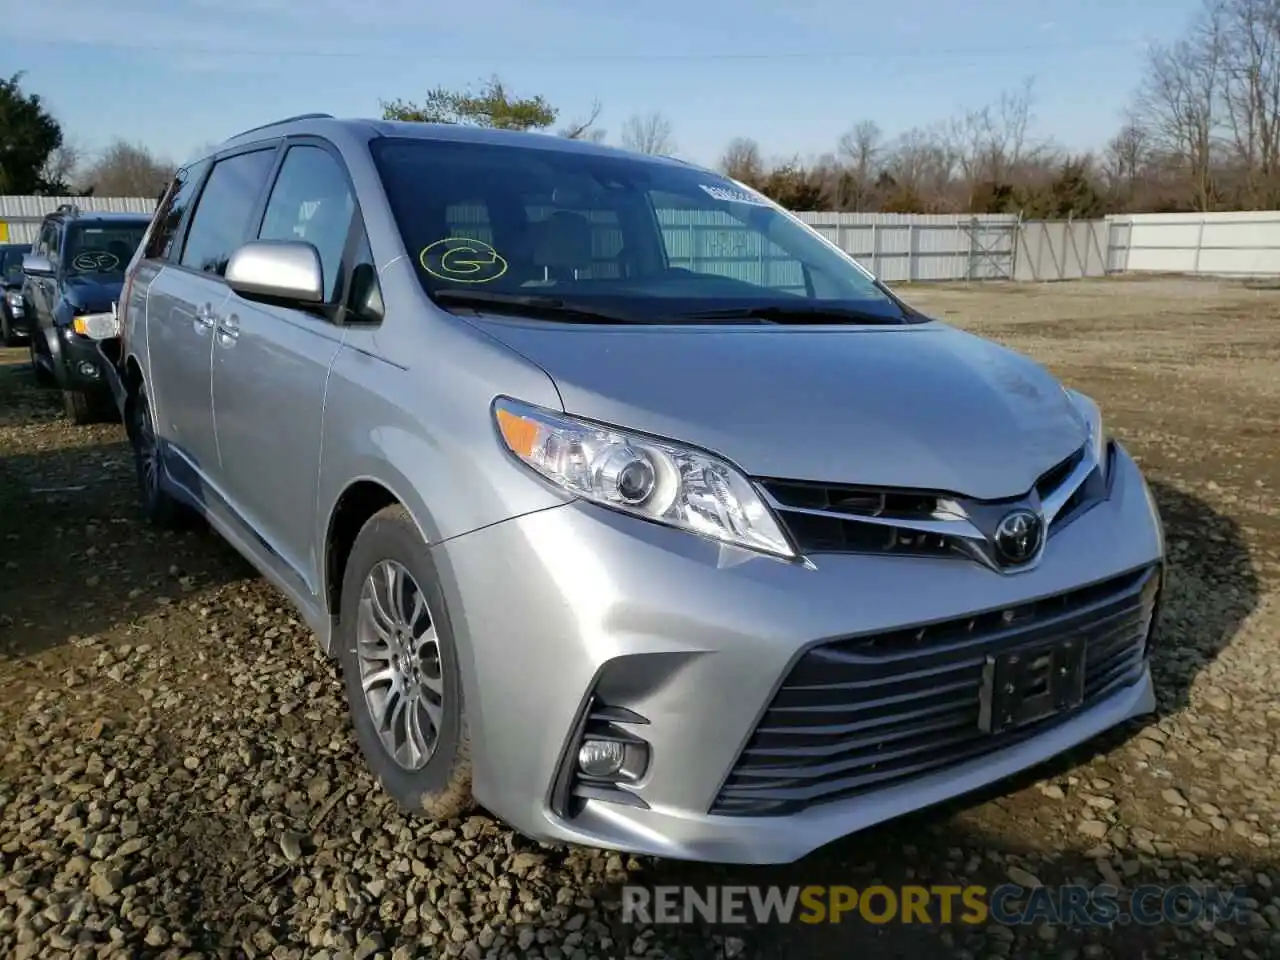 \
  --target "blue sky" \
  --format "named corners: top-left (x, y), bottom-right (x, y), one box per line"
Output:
top-left (3, 0), bottom-right (1200, 170)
